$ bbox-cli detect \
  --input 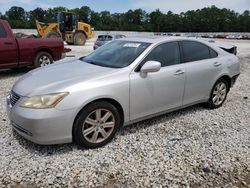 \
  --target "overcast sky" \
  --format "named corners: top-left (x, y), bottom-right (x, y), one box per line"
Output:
top-left (0, 0), bottom-right (249, 14)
